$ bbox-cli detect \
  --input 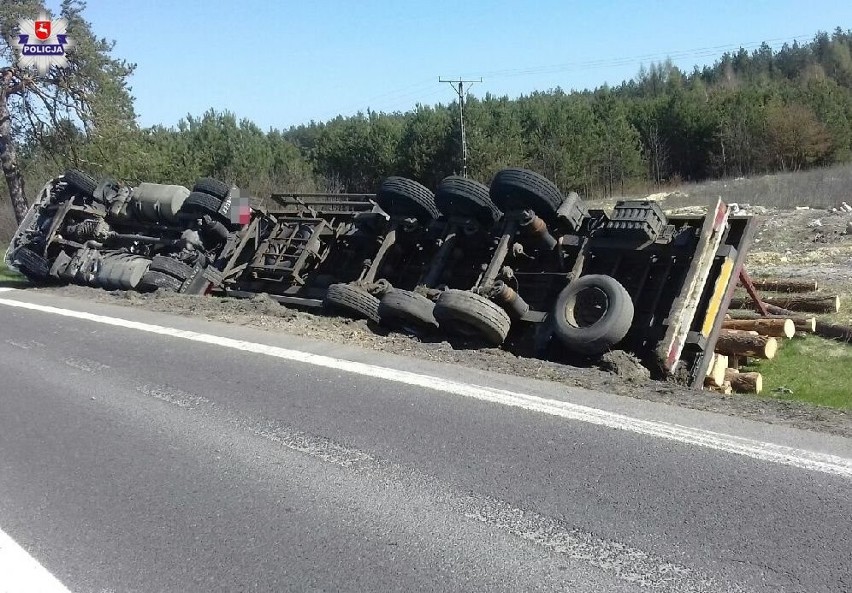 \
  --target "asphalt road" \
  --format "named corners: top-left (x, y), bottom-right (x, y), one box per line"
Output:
top-left (0, 288), bottom-right (850, 593)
